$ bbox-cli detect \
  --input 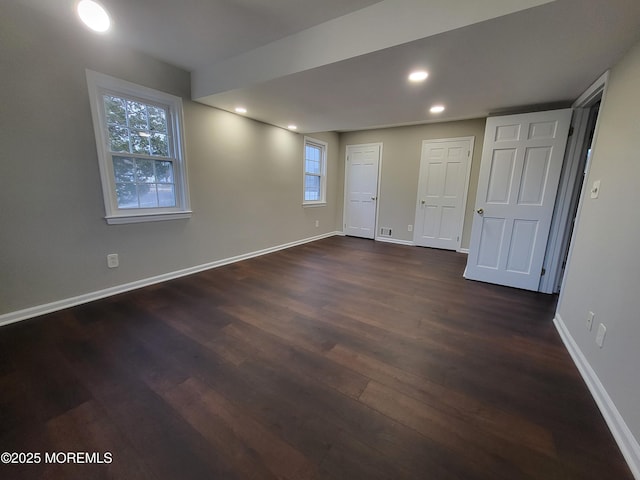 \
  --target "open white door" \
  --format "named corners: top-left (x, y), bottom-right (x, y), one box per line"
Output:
top-left (344, 143), bottom-right (381, 239)
top-left (414, 138), bottom-right (473, 250)
top-left (464, 109), bottom-right (572, 291)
